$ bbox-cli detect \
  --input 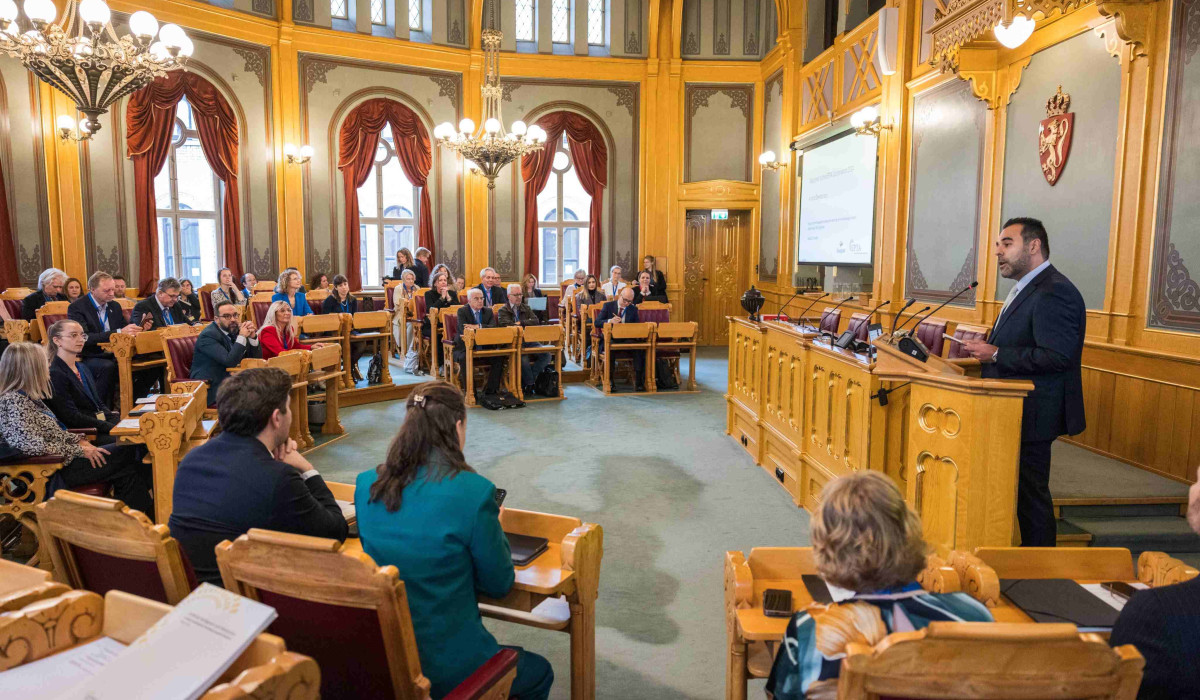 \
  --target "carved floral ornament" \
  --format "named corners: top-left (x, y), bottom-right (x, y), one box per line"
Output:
top-left (929, 0), bottom-right (1160, 72)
